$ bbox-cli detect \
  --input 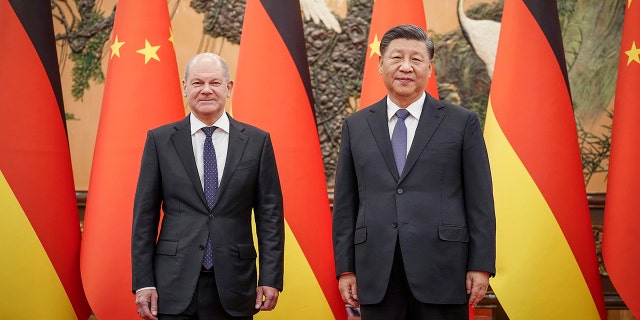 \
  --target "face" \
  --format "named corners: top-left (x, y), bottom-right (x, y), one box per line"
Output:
top-left (183, 56), bottom-right (233, 124)
top-left (378, 38), bottom-right (432, 107)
